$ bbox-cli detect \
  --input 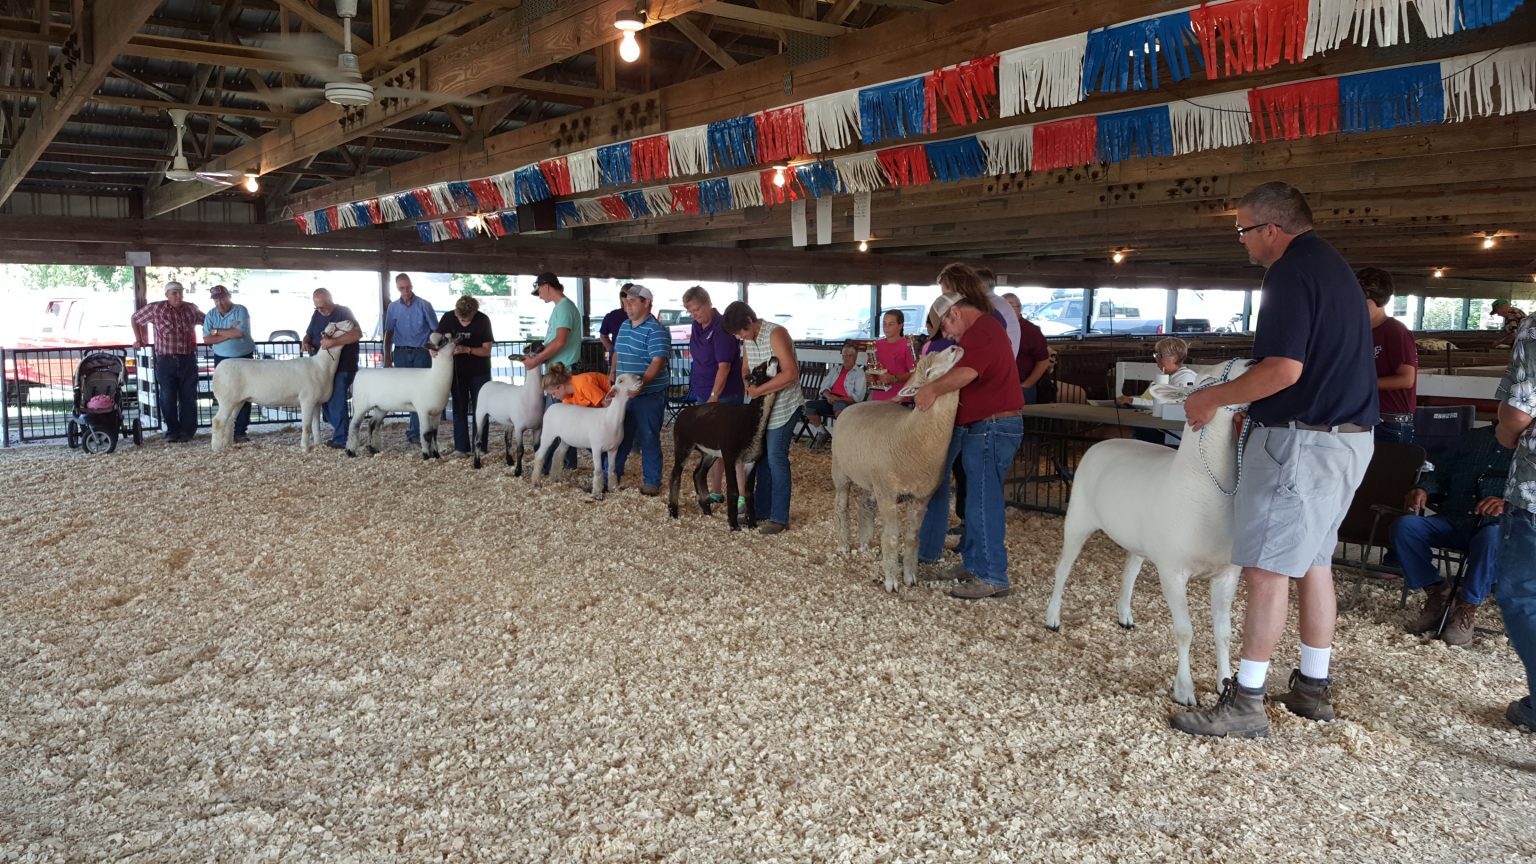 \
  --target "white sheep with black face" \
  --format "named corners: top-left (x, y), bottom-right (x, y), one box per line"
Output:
top-left (531, 373), bottom-right (644, 501)
top-left (472, 341), bottom-right (546, 475)
top-left (1045, 359), bottom-right (1253, 707)
top-left (346, 330), bottom-right (461, 460)
top-left (210, 320), bottom-right (353, 452)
